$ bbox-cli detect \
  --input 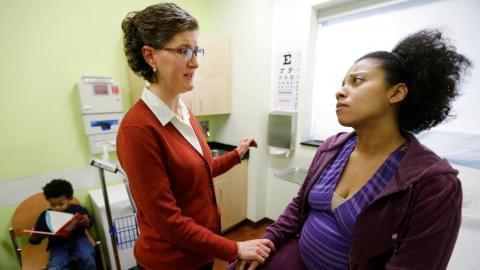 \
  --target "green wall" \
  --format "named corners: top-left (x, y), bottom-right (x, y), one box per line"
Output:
top-left (0, 0), bottom-right (213, 181)
top-left (0, 0), bottom-right (213, 268)
top-left (0, 205), bottom-right (17, 269)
